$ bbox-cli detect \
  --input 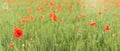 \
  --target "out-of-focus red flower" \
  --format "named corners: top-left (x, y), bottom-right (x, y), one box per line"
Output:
top-left (10, 42), bottom-right (14, 48)
top-left (90, 21), bottom-right (96, 26)
top-left (104, 25), bottom-right (110, 31)
top-left (57, 5), bottom-right (62, 12)
top-left (104, 8), bottom-right (109, 12)
top-left (53, 14), bottom-right (58, 22)
top-left (49, 12), bottom-right (54, 18)
top-left (98, 12), bottom-right (102, 15)
top-left (49, 10), bottom-right (55, 18)
top-left (82, 5), bottom-right (86, 9)
top-left (28, 8), bottom-right (32, 13)
top-left (116, 2), bottom-right (120, 8)
top-left (30, 16), bottom-right (34, 21)
top-left (103, 0), bottom-right (109, 3)
top-left (39, 15), bottom-right (44, 19)
top-left (14, 0), bottom-right (17, 2)
top-left (6, 0), bottom-right (10, 2)
top-left (80, 13), bottom-right (85, 18)
top-left (36, 7), bottom-right (46, 12)
top-left (68, 7), bottom-right (73, 12)
top-left (22, 16), bottom-right (29, 23)
top-left (36, 7), bottom-right (42, 12)
top-left (75, 15), bottom-right (79, 20)
top-left (25, 16), bottom-right (29, 23)
top-left (14, 28), bottom-right (23, 39)
top-left (46, 0), bottom-right (49, 6)
top-left (49, 2), bottom-right (54, 8)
